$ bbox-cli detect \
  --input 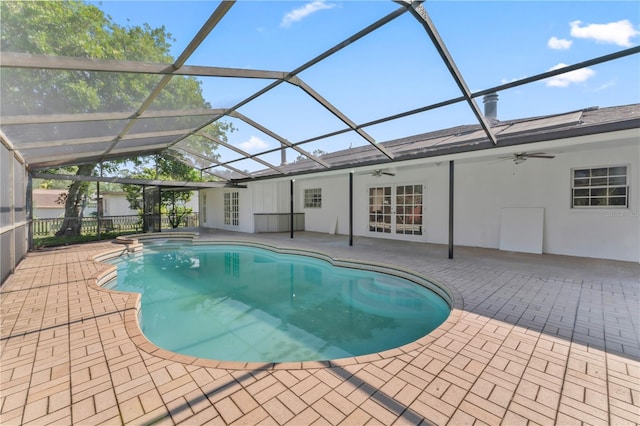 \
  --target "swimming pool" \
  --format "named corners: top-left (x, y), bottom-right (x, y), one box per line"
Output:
top-left (107, 242), bottom-right (451, 362)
